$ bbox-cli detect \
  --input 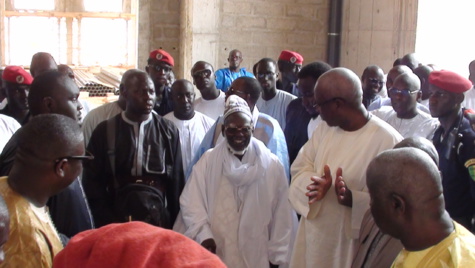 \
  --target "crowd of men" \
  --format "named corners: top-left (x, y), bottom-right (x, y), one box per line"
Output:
top-left (0, 48), bottom-right (474, 267)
